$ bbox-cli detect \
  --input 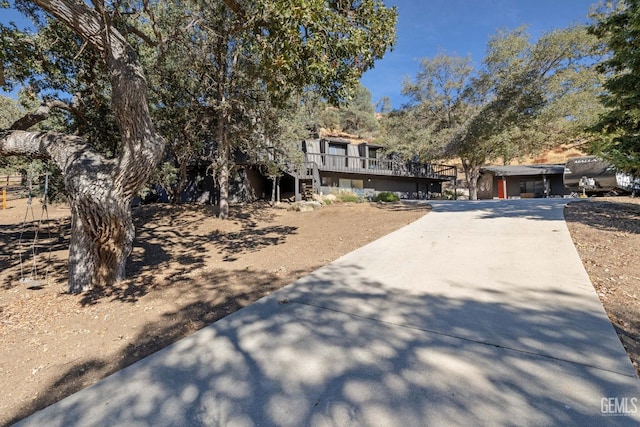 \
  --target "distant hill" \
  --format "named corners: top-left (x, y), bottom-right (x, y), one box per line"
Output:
top-left (511, 141), bottom-right (588, 165)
